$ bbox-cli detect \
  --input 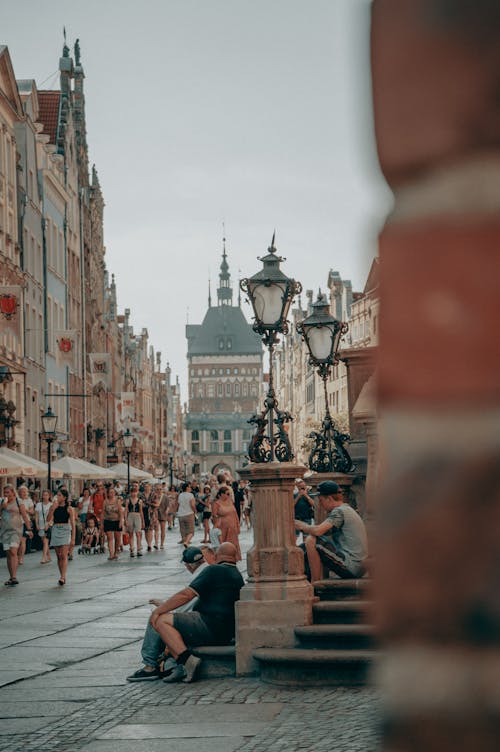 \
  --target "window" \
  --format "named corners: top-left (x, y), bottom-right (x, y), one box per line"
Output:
top-left (234, 368), bottom-right (238, 375)
top-left (191, 430), bottom-right (200, 453)
top-left (217, 383), bottom-right (223, 396)
top-left (219, 338), bottom-right (224, 350)
top-left (223, 430), bottom-right (232, 453)
top-left (242, 382), bottom-right (248, 397)
top-left (234, 383), bottom-right (240, 396)
top-left (225, 382), bottom-right (231, 396)
top-left (207, 383), bottom-right (215, 398)
top-left (210, 430), bottom-right (219, 453)
top-left (226, 338), bottom-right (232, 349)
top-left (250, 383), bottom-right (258, 397)
top-left (226, 369), bottom-right (230, 375)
